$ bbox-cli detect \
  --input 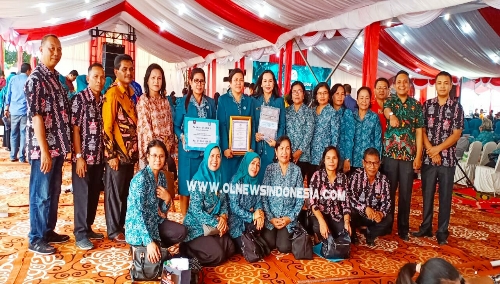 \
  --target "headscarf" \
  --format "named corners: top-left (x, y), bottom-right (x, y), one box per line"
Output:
top-left (231, 152), bottom-right (260, 185)
top-left (192, 143), bottom-right (221, 184)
